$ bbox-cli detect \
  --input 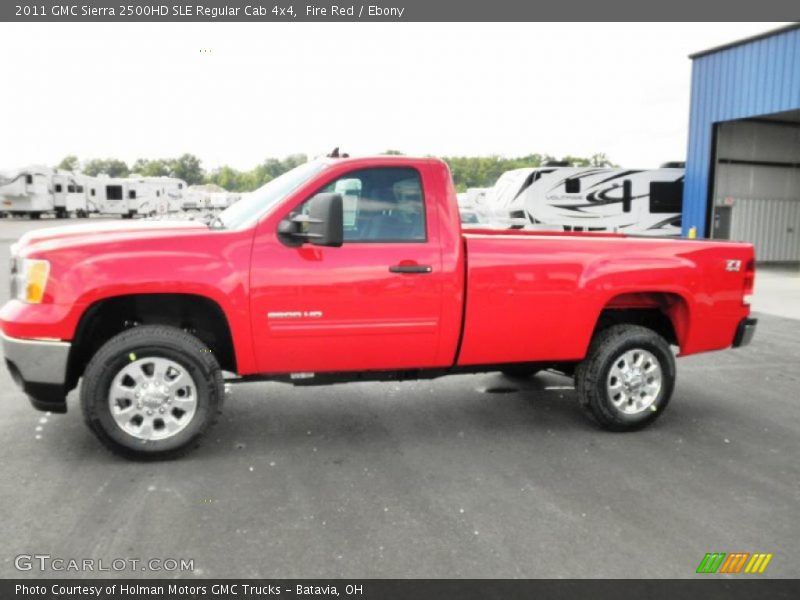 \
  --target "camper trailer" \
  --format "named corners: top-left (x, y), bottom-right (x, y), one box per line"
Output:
top-left (0, 166), bottom-right (55, 218)
top-left (487, 164), bottom-right (685, 236)
top-left (124, 176), bottom-right (186, 216)
top-left (52, 170), bottom-right (92, 218)
top-left (91, 176), bottom-right (186, 217)
top-left (183, 184), bottom-right (236, 212)
top-left (64, 174), bottom-right (98, 217)
top-left (90, 177), bottom-right (137, 217)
